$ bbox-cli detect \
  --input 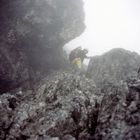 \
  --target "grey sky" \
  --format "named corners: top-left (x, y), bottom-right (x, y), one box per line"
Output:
top-left (64, 0), bottom-right (140, 56)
